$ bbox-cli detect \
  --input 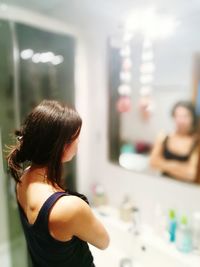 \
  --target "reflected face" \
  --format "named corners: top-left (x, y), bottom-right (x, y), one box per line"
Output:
top-left (62, 136), bottom-right (80, 162)
top-left (173, 106), bottom-right (193, 134)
